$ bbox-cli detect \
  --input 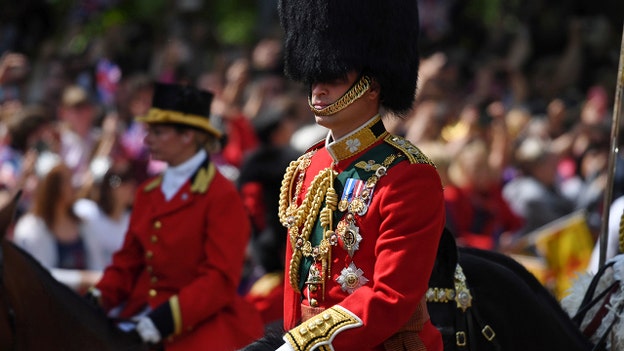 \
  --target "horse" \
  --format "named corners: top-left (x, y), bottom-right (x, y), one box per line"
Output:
top-left (240, 228), bottom-right (594, 351)
top-left (0, 192), bottom-right (149, 351)
top-left (428, 228), bottom-right (594, 351)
